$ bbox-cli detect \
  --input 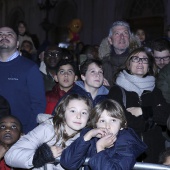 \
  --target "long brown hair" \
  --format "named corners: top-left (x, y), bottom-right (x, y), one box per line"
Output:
top-left (53, 94), bottom-right (92, 147)
top-left (113, 47), bottom-right (158, 82)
